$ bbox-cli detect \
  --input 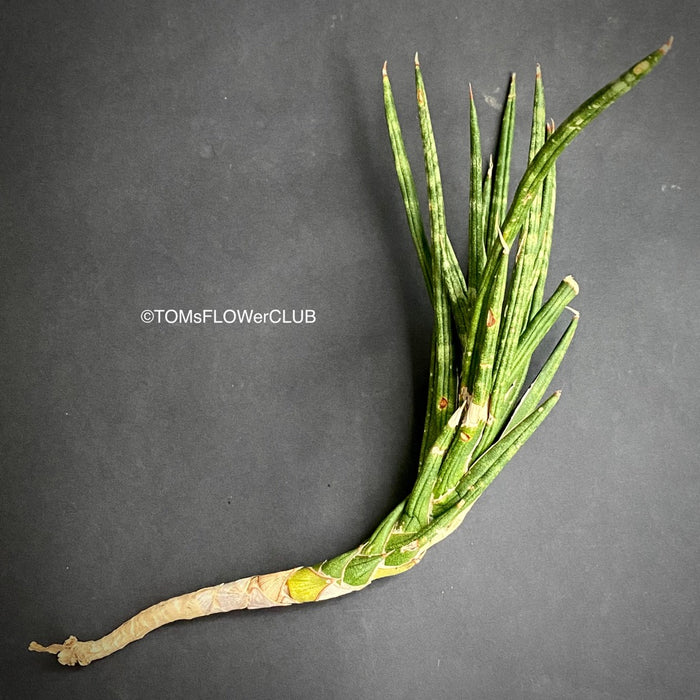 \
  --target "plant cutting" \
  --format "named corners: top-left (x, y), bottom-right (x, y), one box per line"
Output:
top-left (29, 39), bottom-right (672, 666)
